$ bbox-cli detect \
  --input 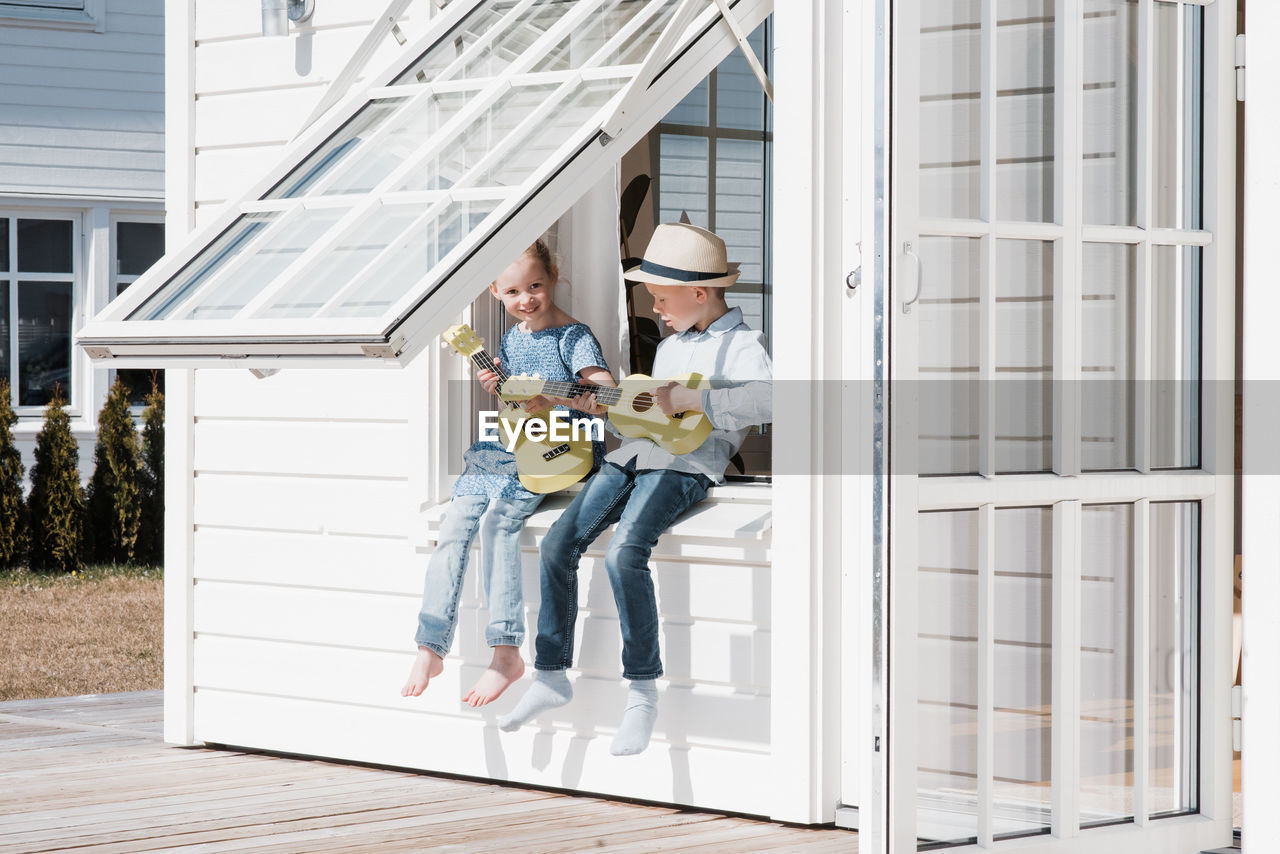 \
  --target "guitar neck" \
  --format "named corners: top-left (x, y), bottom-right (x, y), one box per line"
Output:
top-left (466, 348), bottom-right (507, 383)
top-left (530, 379), bottom-right (623, 407)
